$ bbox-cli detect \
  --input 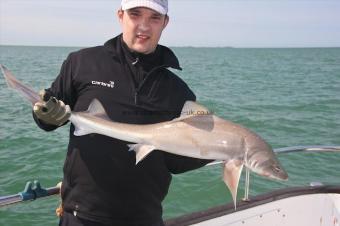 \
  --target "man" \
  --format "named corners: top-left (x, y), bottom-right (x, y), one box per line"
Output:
top-left (33, 1), bottom-right (210, 225)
